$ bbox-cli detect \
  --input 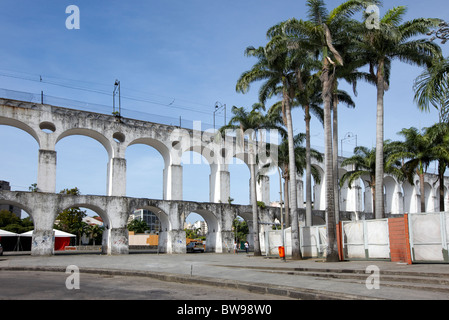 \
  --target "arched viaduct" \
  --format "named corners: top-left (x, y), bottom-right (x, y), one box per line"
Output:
top-left (1, 98), bottom-right (448, 255)
top-left (0, 190), bottom-right (277, 255)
